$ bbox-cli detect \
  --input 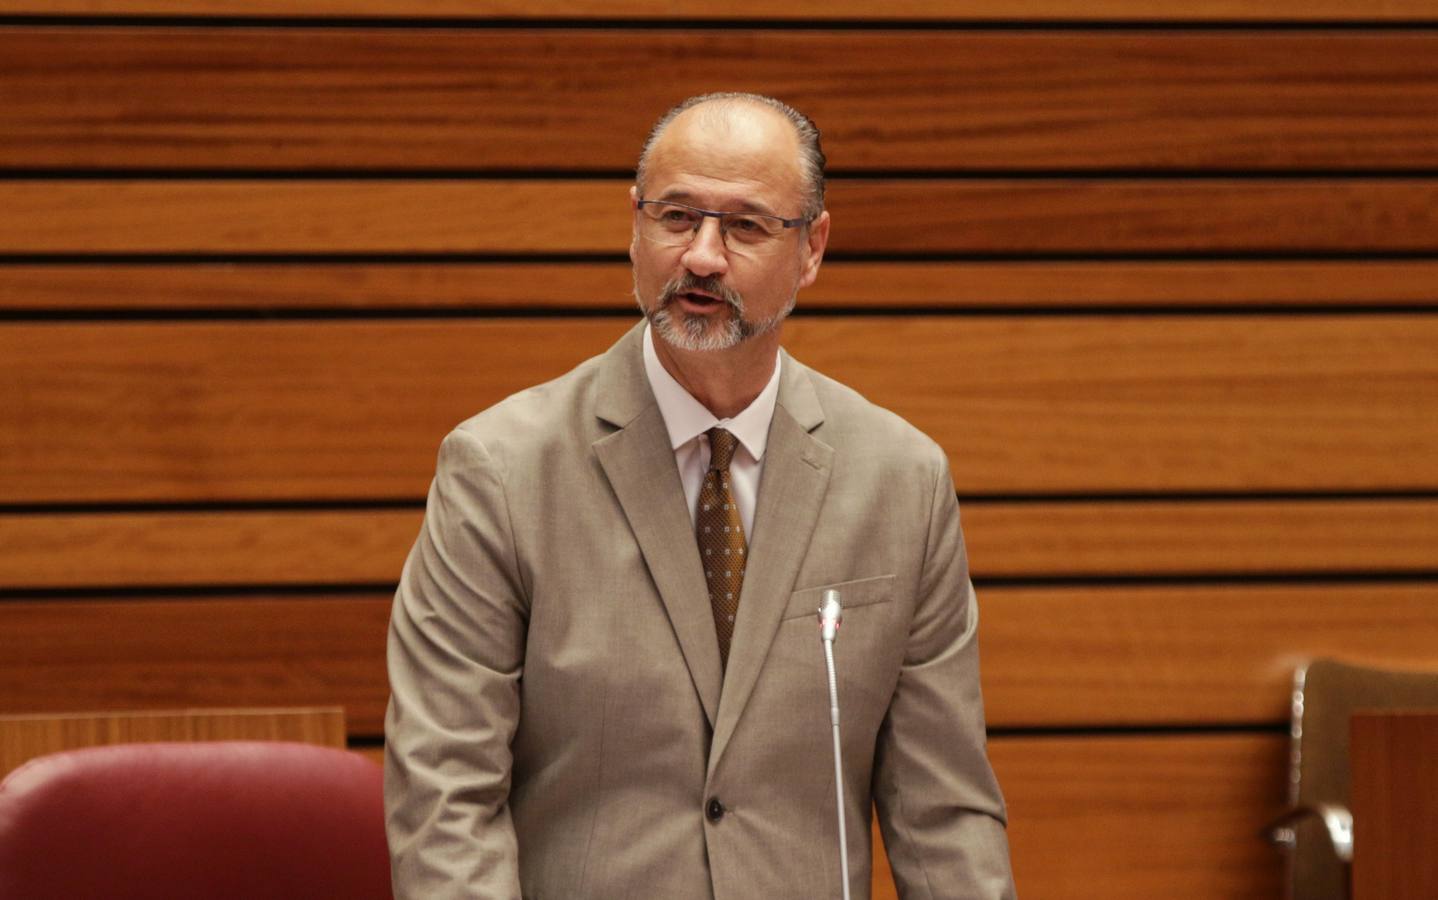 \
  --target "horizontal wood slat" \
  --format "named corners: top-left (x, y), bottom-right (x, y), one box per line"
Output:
top-left (992, 733), bottom-right (1286, 900)
top-left (4, 260), bottom-right (1437, 311)
top-left (983, 581), bottom-right (1438, 727)
top-left (0, 596), bottom-right (391, 730)
top-left (1, 0), bottom-right (1434, 20)
top-left (0, 707), bottom-right (345, 778)
top-left (2, 584), bottom-right (1434, 732)
top-left (0, 319), bottom-right (625, 503)
top-left (0, 0), bottom-right (1433, 21)
top-left (3, 316), bottom-right (1434, 501)
top-left (965, 499), bottom-right (1438, 578)
top-left (0, 510), bottom-right (422, 589)
top-left (6, 179), bottom-right (1438, 255)
top-left (5, 499), bottom-right (1437, 589)
top-left (3, 30), bottom-right (1437, 171)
